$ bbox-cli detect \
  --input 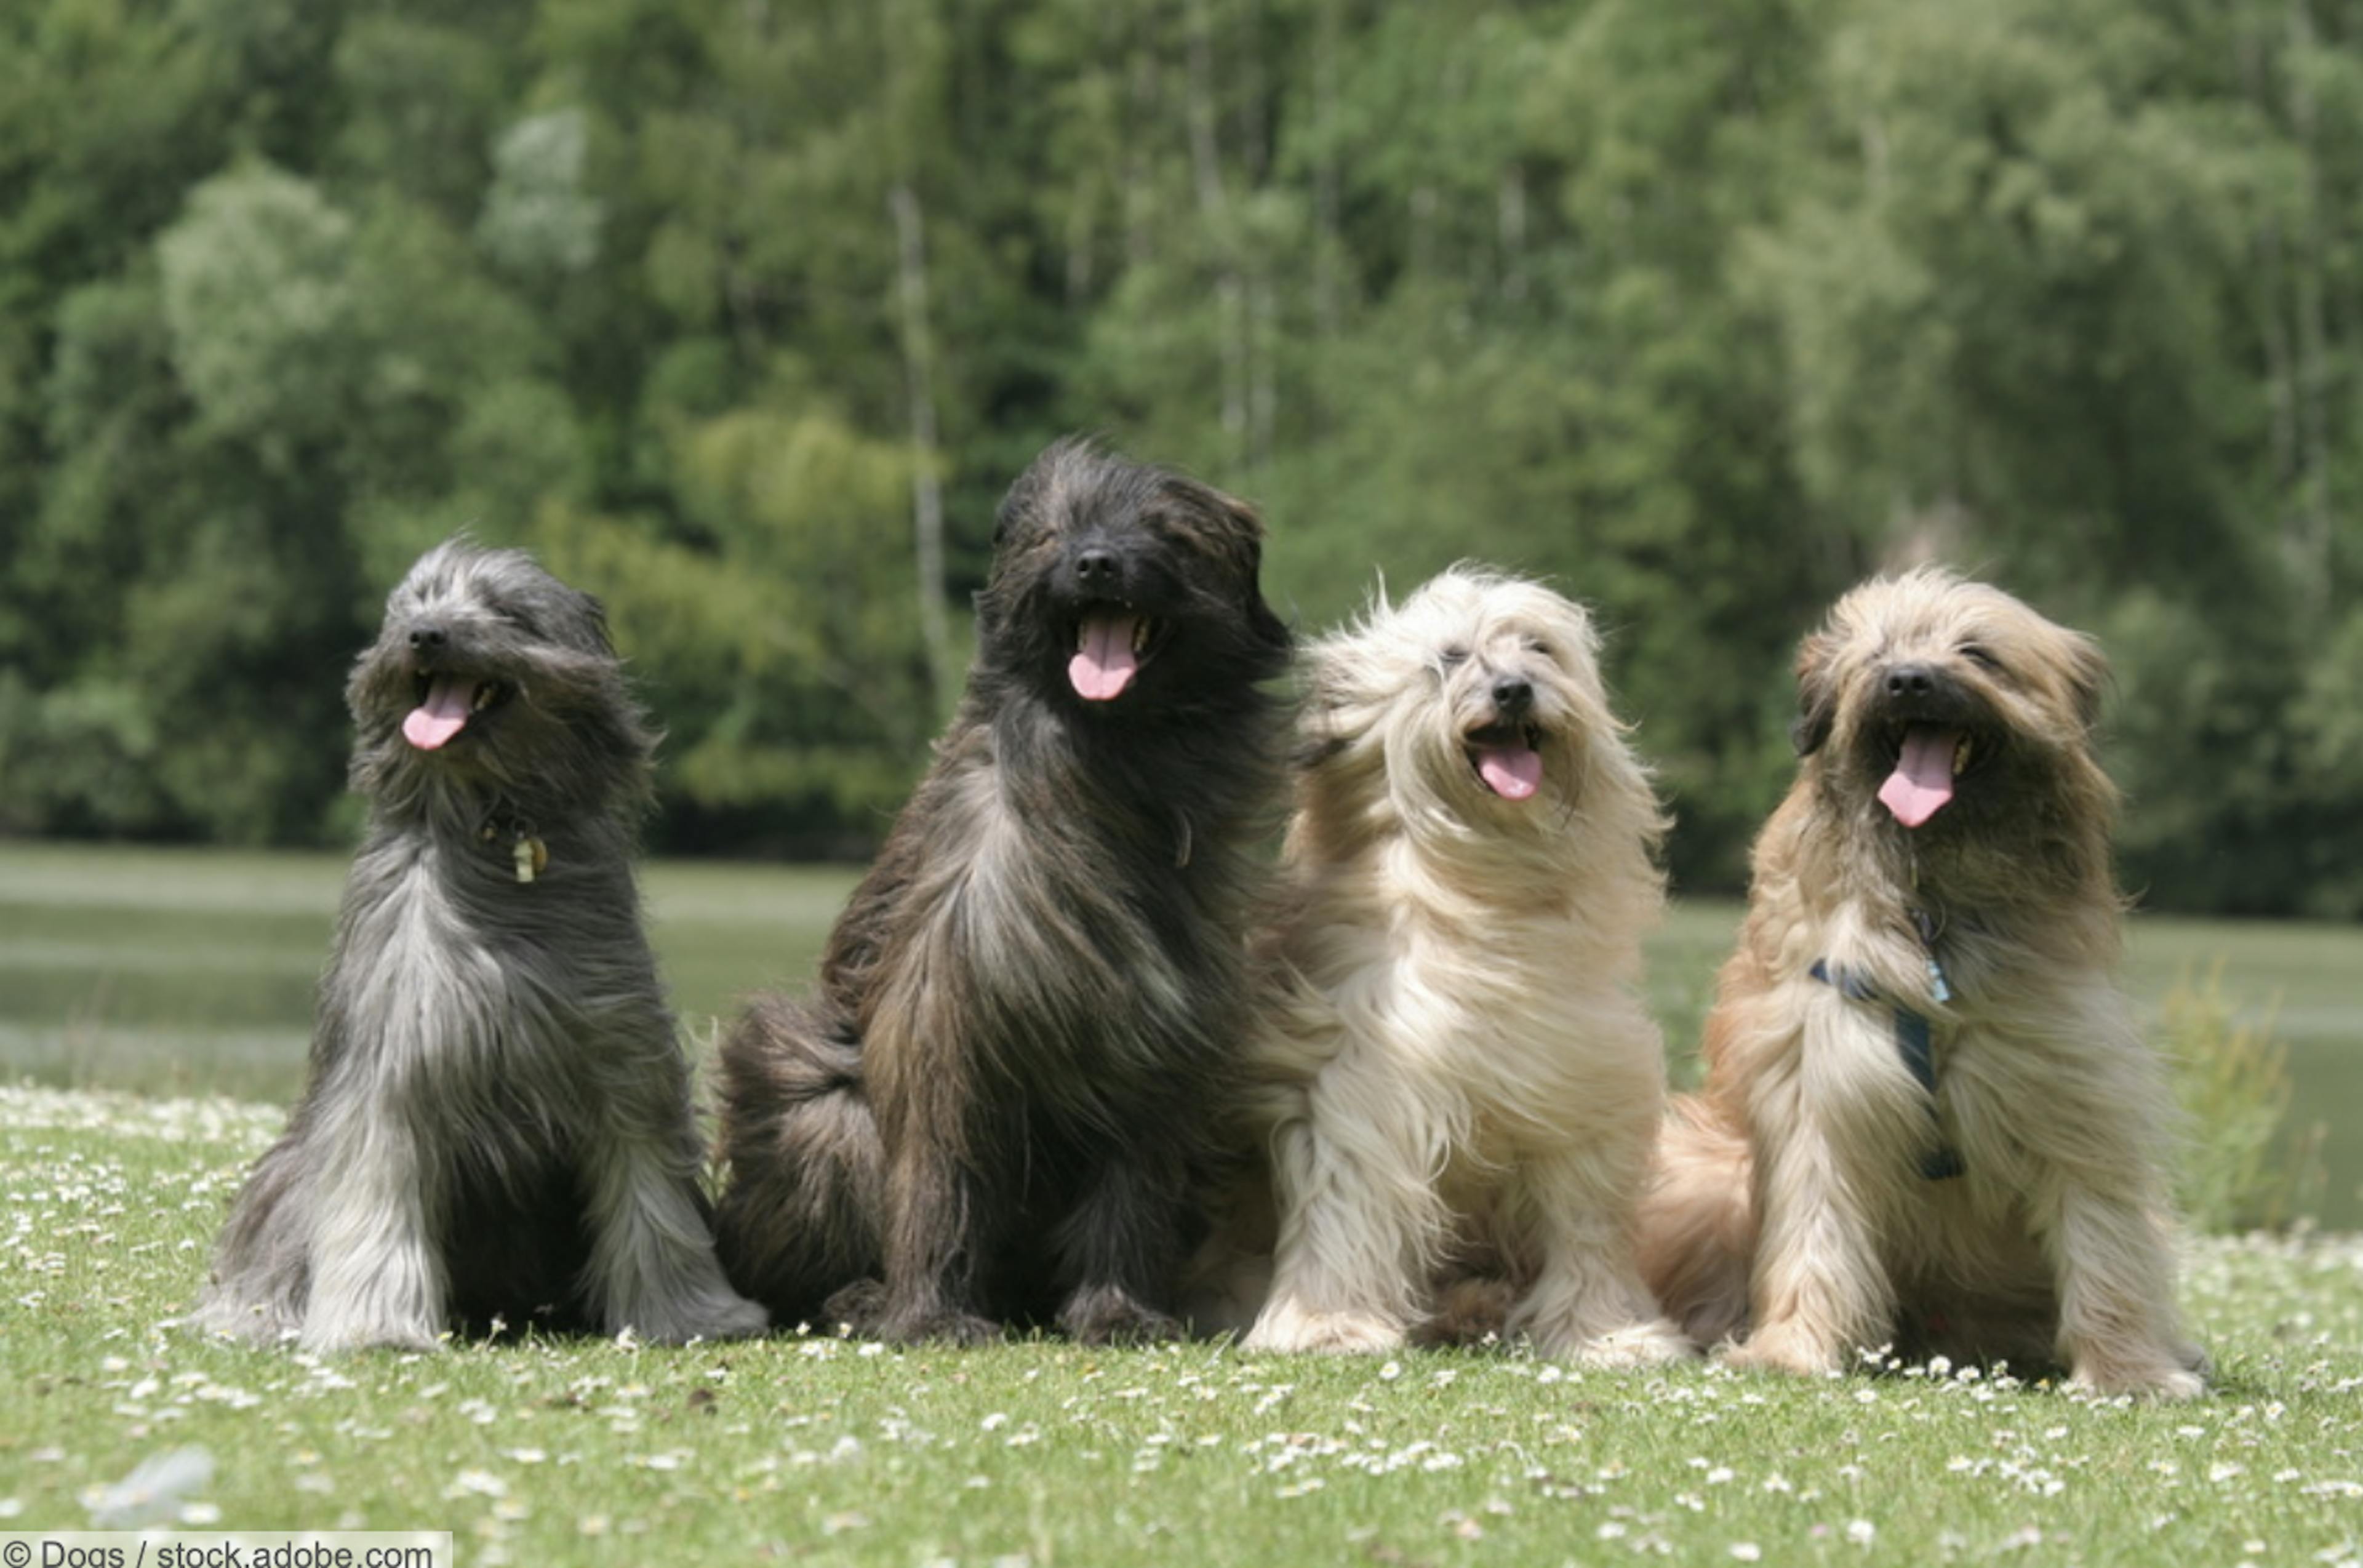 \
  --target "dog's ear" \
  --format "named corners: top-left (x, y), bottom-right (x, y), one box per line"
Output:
top-left (1791, 630), bottom-right (1839, 757)
top-left (577, 586), bottom-right (619, 658)
top-left (1295, 728), bottom-right (1351, 772)
top-left (1196, 483), bottom-right (1292, 654)
top-left (2064, 630), bottom-right (2110, 730)
top-left (1292, 666), bottom-right (1358, 772)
